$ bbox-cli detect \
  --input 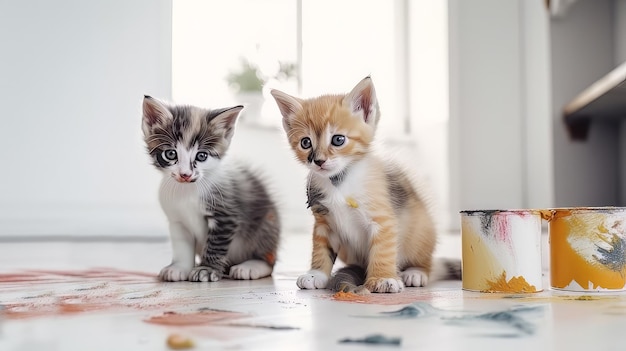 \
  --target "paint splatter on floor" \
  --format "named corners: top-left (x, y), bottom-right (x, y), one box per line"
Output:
top-left (473, 293), bottom-right (623, 303)
top-left (328, 288), bottom-right (464, 305)
top-left (0, 268), bottom-right (257, 320)
top-left (444, 306), bottom-right (543, 337)
top-left (339, 334), bottom-right (401, 346)
top-left (166, 333), bottom-right (195, 350)
top-left (377, 302), bottom-right (439, 318)
top-left (145, 310), bottom-right (247, 326)
top-left (332, 291), bottom-right (368, 303)
top-left (226, 323), bottom-right (300, 330)
top-left (0, 268), bottom-right (157, 284)
top-left (350, 302), bottom-right (441, 319)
